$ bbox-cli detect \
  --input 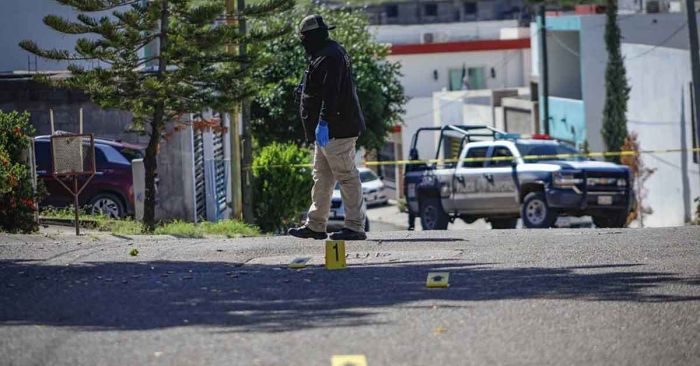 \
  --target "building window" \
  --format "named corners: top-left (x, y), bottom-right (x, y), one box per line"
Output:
top-left (424, 4), bottom-right (438, 17)
top-left (464, 147), bottom-right (489, 168)
top-left (385, 4), bottom-right (398, 18)
top-left (448, 67), bottom-right (486, 91)
top-left (464, 2), bottom-right (477, 15)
